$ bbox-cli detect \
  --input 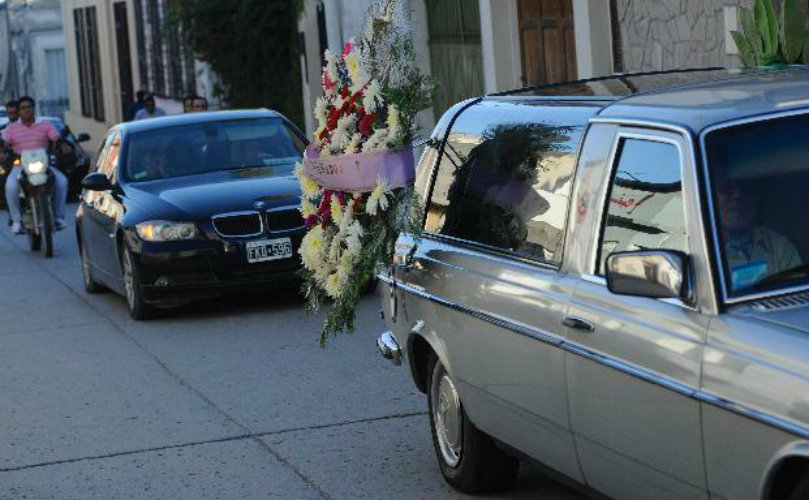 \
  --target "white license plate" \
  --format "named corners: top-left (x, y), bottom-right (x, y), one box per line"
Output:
top-left (246, 238), bottom-right (292, 263)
